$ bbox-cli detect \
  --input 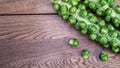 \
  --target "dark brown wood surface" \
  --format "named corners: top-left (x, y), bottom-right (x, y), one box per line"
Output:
top-left (0, 0), bottom-right (120, 68)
